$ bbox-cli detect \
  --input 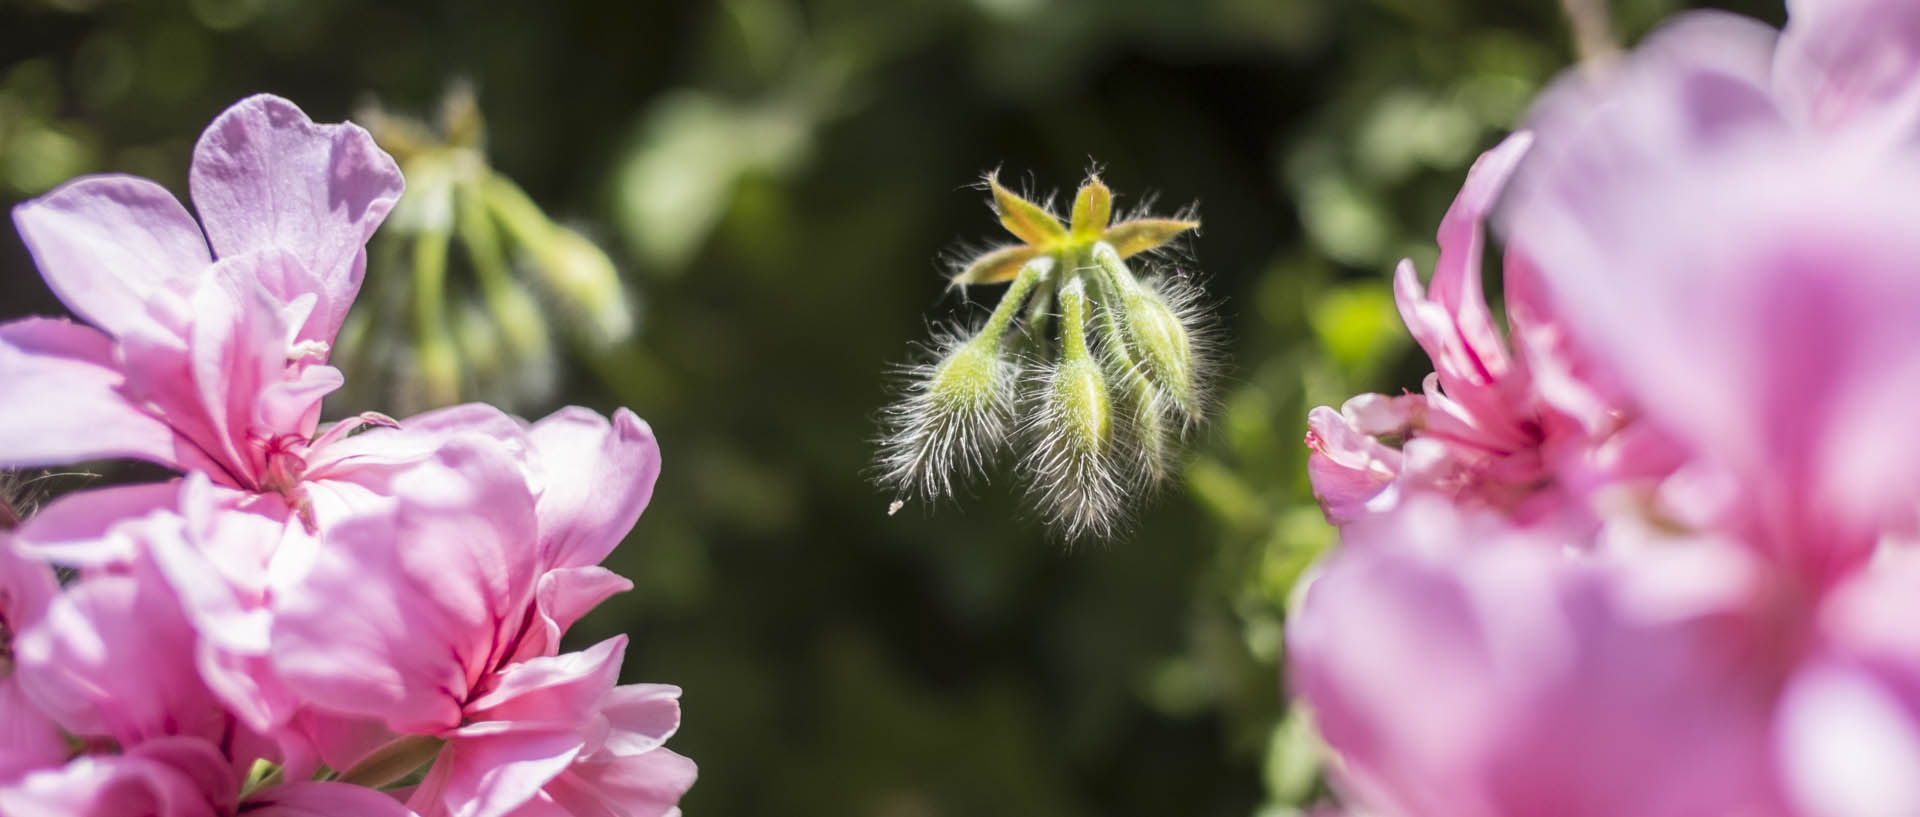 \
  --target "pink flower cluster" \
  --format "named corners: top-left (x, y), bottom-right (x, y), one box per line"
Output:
top-left (1296, 3), bottom-right (1920, 816)
top-left (0, 95), bottom-right (694, 817)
